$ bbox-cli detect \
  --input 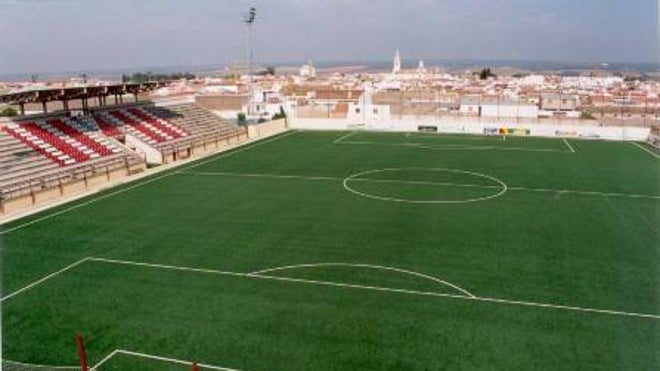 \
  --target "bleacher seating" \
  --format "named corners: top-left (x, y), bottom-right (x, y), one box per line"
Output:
top-left (95, 107), bottom-right (188, 145)
top-left (0, 115), bottom-right (142, 198)
top-left (142, 104), bottom-right (245, 148)
top-left (1, 103), bottom-right (245, 211)
top-left (0, 131), bottom-right (59, 185)
top-left (91, 104), bottom-right (244, 151)
top-left (2, 118), bottom-right (122, 166)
